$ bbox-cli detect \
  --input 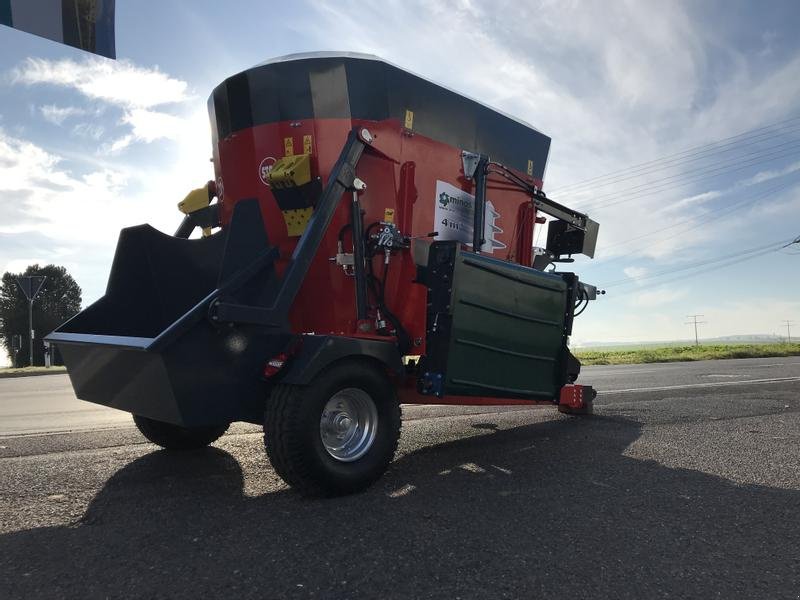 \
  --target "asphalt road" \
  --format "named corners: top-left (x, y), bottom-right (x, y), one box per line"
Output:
top-left (1, 357), bottom-right (799, 598)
